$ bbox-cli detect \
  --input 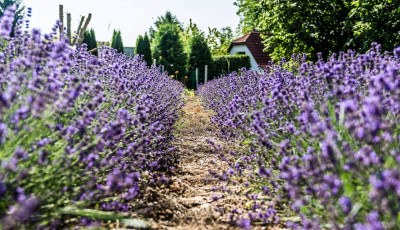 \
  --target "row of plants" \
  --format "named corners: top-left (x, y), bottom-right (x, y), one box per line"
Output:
top-left (198, 43), bottom-right (400, 229)
top-left (0, 6), bottom-right (184, 229)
